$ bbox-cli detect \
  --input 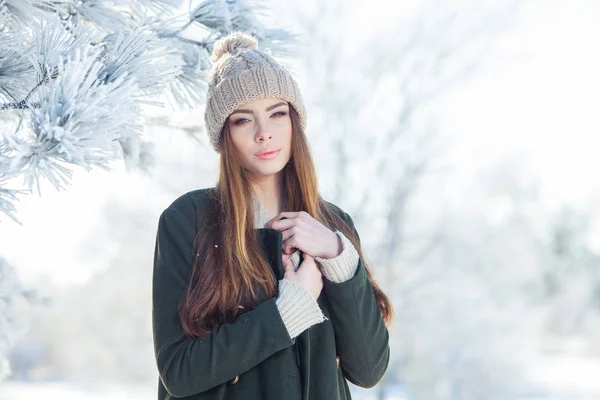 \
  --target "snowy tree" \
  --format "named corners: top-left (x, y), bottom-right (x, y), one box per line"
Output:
top-left (389, 154), bottom-right (546, 399)
top-left (539, 207), bottom-right (600, 348)
top-left (0, 0), bottom-right (295, 225)
top-left (0, 0), bottom-right (294, 382)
